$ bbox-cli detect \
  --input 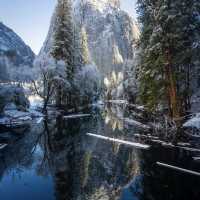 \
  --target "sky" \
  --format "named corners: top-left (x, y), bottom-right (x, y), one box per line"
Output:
top-left (0, 0), bottom-right (137, 54)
